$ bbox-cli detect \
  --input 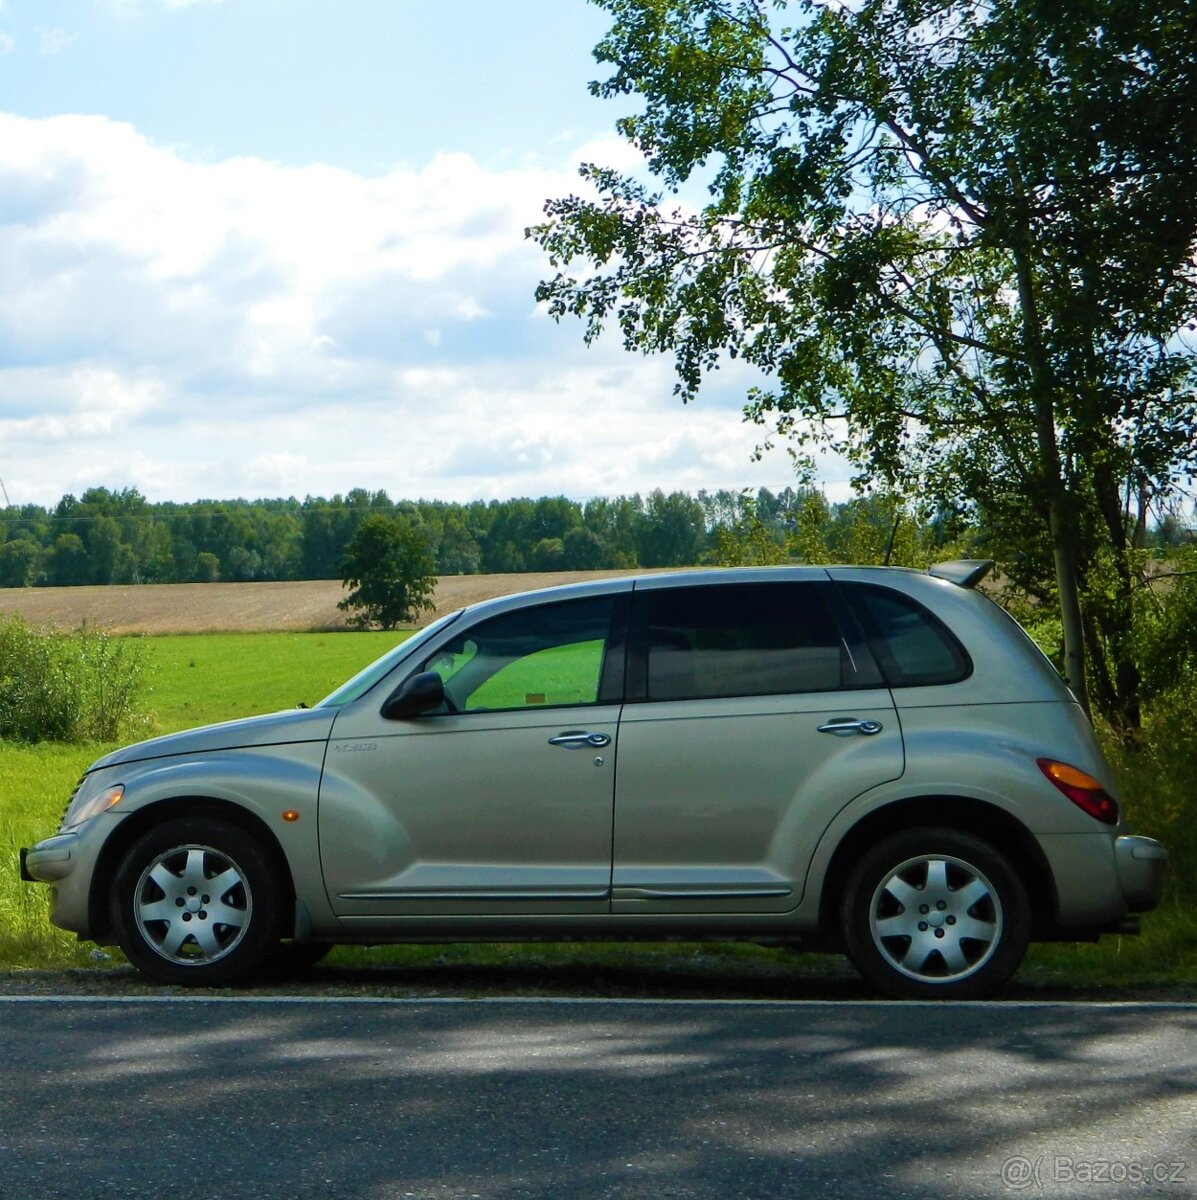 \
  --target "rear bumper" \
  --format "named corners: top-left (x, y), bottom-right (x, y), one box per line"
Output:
top-left (1037, 831), bottom-right (1168, 931)
top-left (1115, 834), bottom-right (1168, 912)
